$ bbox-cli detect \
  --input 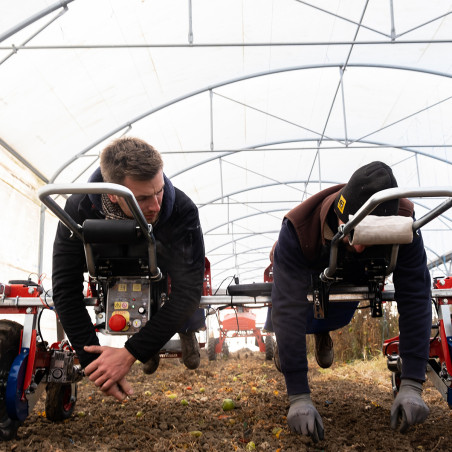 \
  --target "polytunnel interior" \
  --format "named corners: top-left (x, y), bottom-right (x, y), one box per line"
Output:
top-left (0, 0), bottom-right (451, 289)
